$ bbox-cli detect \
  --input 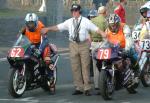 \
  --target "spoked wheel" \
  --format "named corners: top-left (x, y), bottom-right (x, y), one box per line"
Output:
top-left (100, 70), bottom-right (114, 100)
top-left (141, 61), bottom-right (150, 87)
top-left (8, 65), bottom-right (26, 98)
